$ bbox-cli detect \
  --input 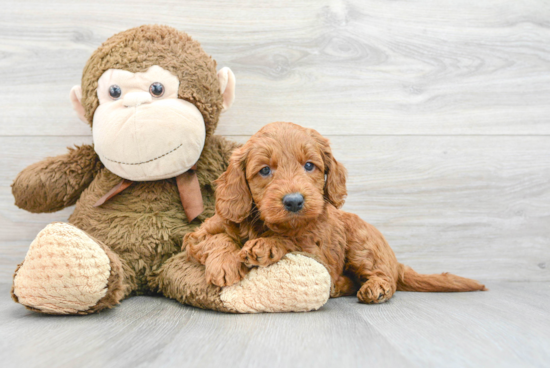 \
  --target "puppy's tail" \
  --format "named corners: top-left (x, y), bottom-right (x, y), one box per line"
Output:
top-left (396, 263), bottom-right (487, 292)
